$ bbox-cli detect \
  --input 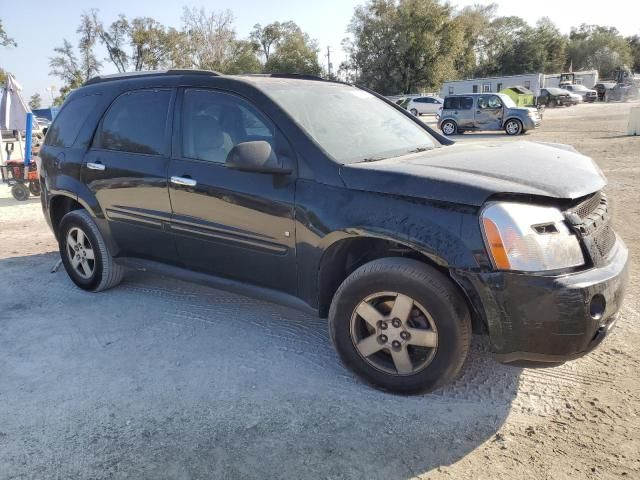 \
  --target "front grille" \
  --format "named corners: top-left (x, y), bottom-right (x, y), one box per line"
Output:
top-left (572, 191), bottom-right (603, 219)
top-left (565, 191), bottom-right (616, 260)
top-left (593, 223), bottom-right (616, 257)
